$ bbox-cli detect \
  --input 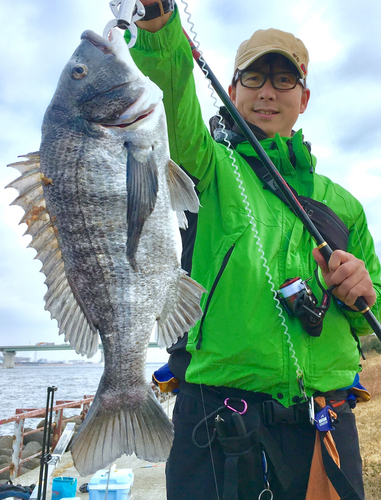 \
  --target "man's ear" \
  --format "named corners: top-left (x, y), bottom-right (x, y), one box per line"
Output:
top-left (228, 84), bottom-right (236, 104)
top-left (299, 87), bottom-right (310, 114)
